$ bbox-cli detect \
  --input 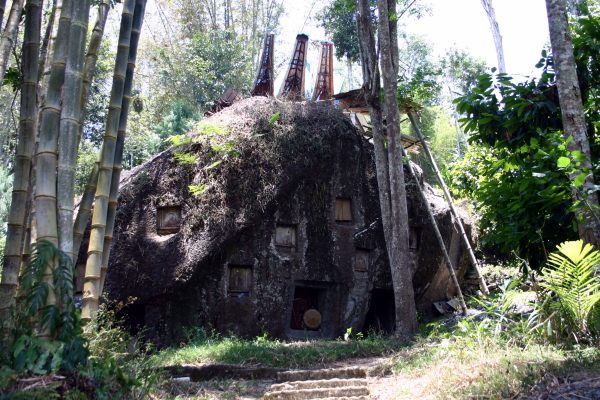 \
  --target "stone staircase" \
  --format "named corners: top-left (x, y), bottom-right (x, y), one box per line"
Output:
top-left (263, 367), bottom-right (370, 400)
